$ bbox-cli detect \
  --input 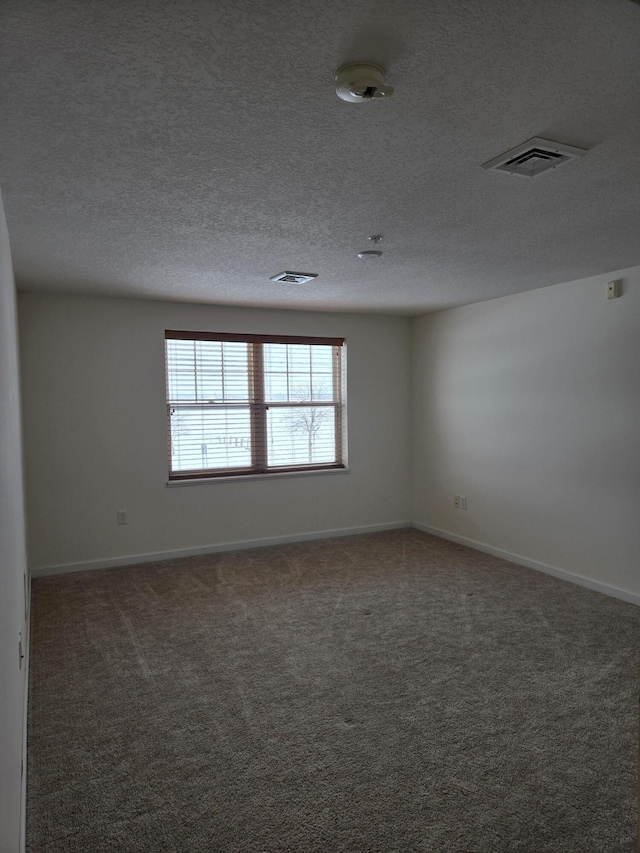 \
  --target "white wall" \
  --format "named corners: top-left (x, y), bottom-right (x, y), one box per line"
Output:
top-left (0, 191), bottom-right (28, 851)
top-left (19, 294), bottom-right (411, 571)
top-left (412, 266), bottom-right (640, 599)
top-left (17, 265), bottom-right (640, 595)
